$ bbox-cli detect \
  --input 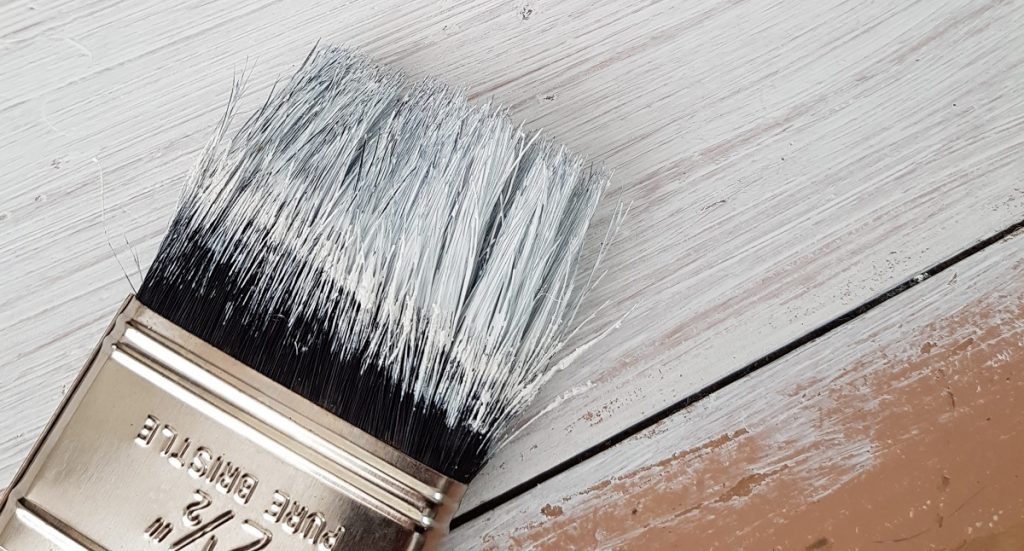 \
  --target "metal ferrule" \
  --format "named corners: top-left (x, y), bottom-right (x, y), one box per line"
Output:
top-left (0, 297), bottom-right (466, 551)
